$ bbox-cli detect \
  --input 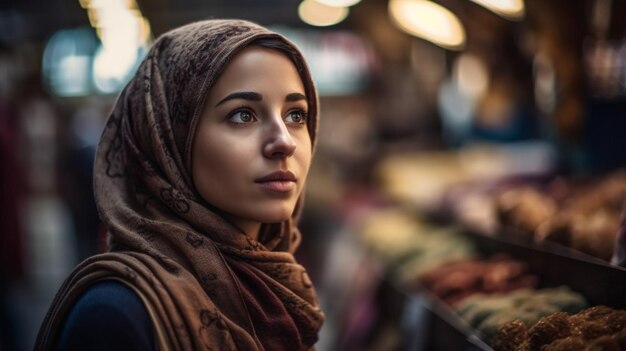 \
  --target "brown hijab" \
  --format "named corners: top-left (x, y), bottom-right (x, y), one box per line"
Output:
top-left (36, 19), bottom-right (324, 350)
